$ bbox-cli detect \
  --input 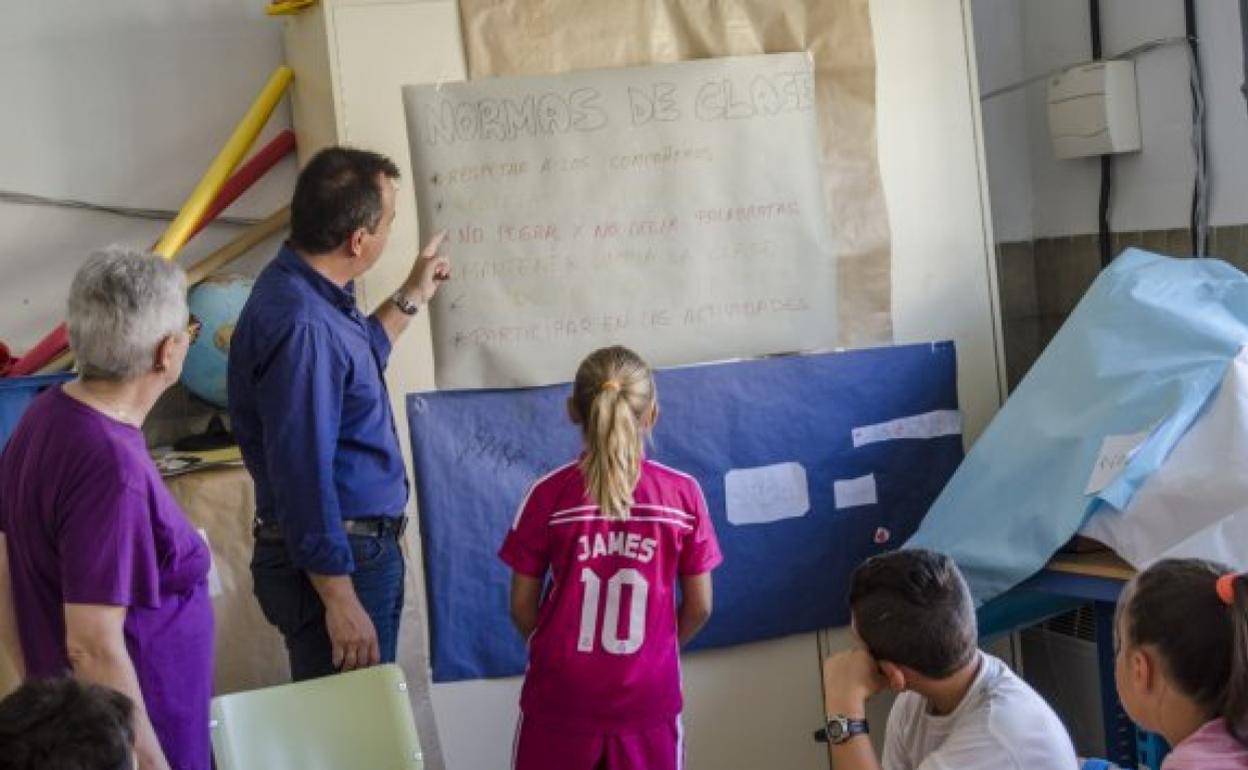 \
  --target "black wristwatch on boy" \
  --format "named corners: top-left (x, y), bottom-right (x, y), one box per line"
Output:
top-left (814, 714), bottom-right (870, 744)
